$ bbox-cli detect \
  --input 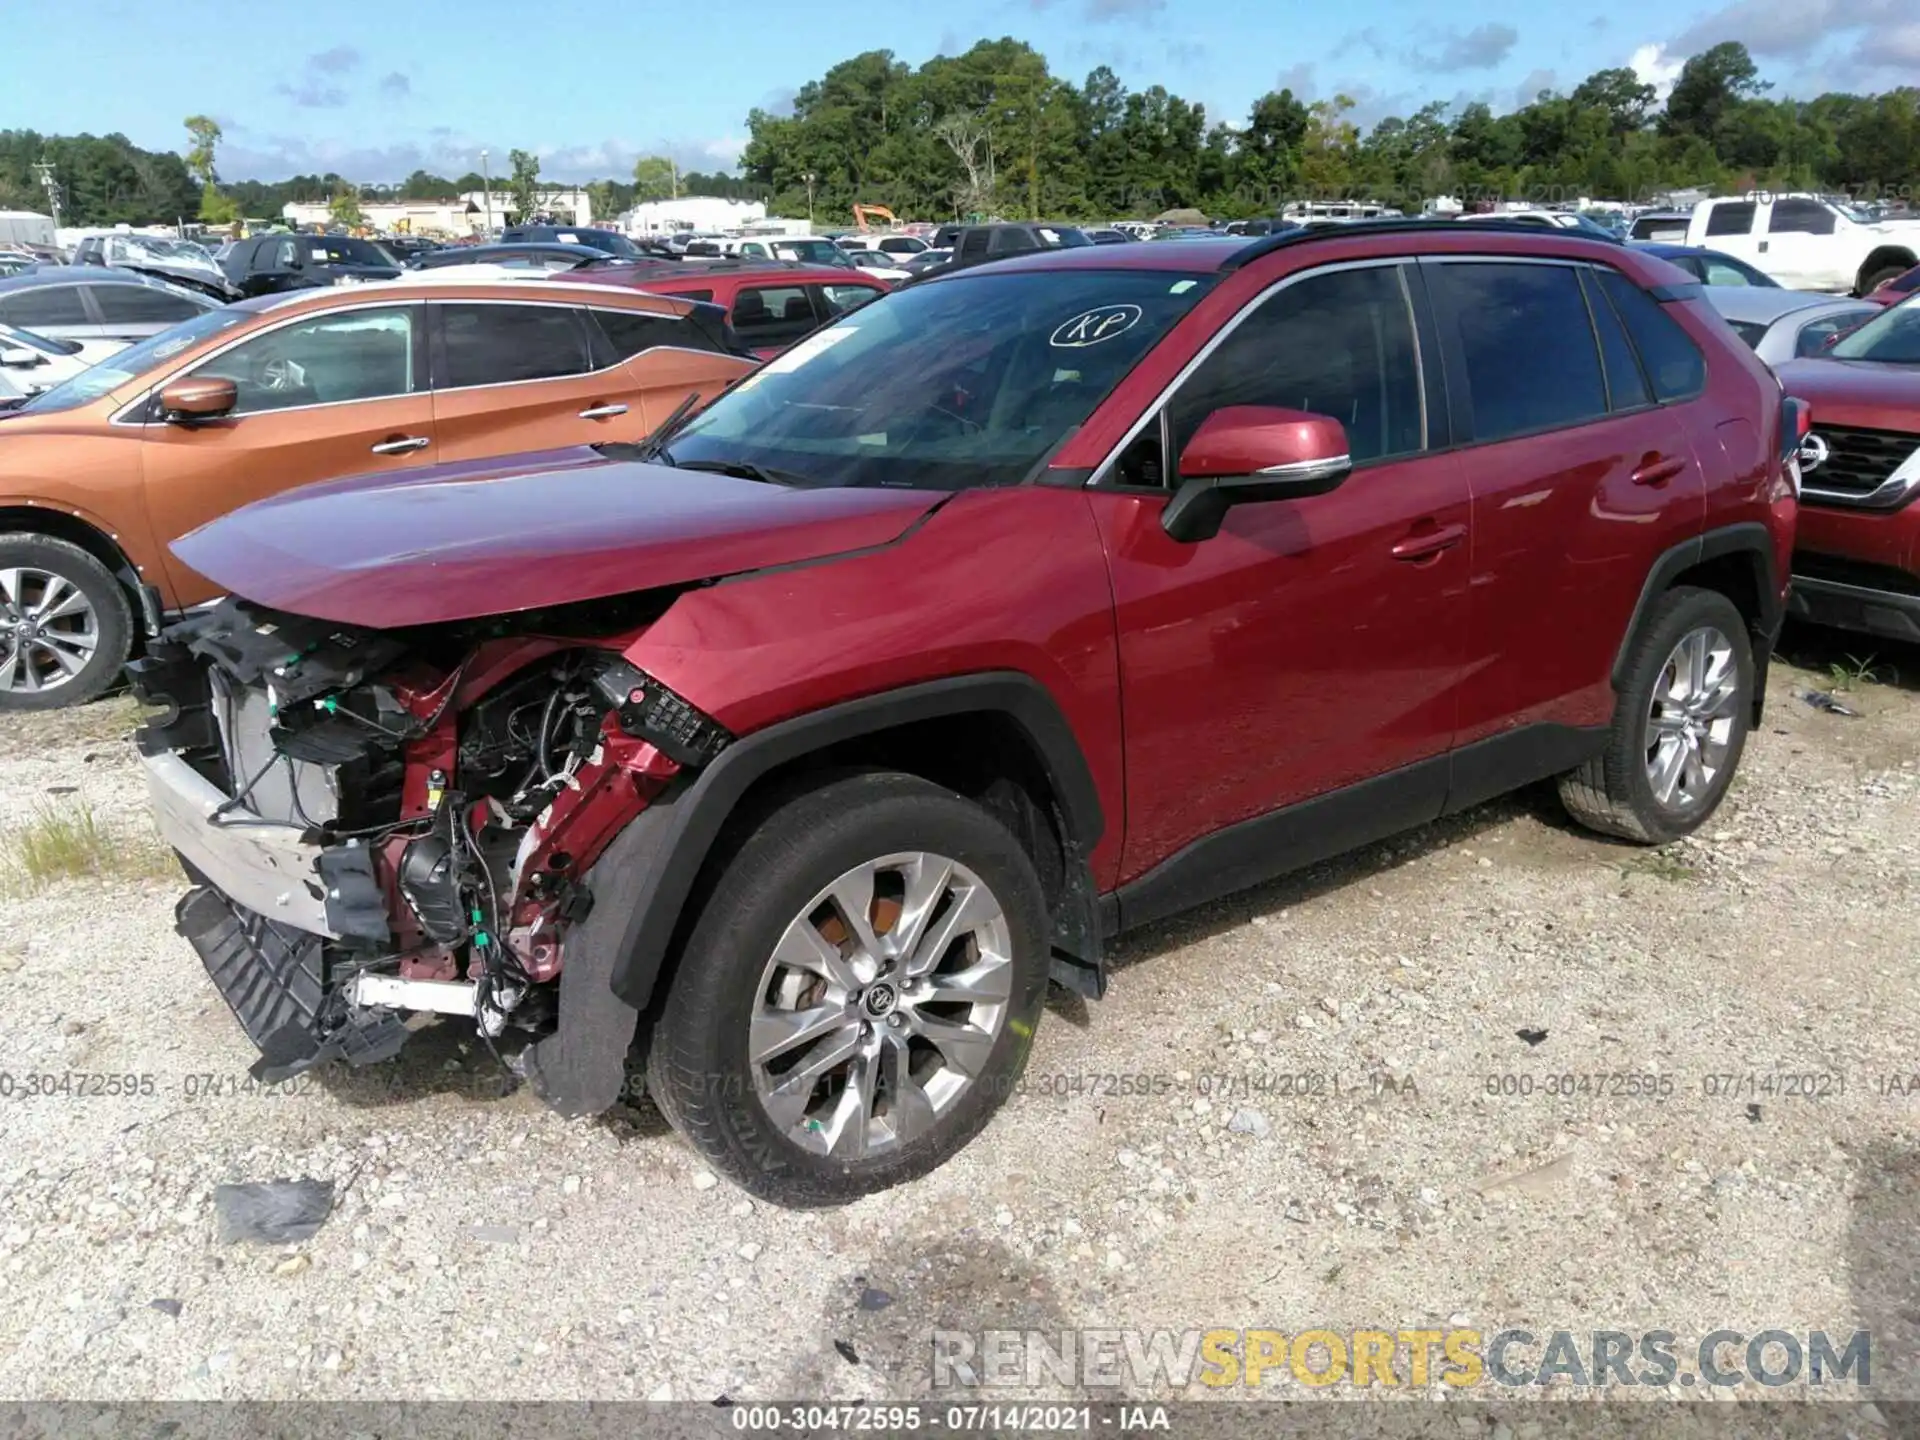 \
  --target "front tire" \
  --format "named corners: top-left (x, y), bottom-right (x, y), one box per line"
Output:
top-left (1559, 586), bottom-right (1753, 844)
top-left (0, 534), bottom-right (133, 711)
top-left (647, 771), bottom-right (1050, 1207)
